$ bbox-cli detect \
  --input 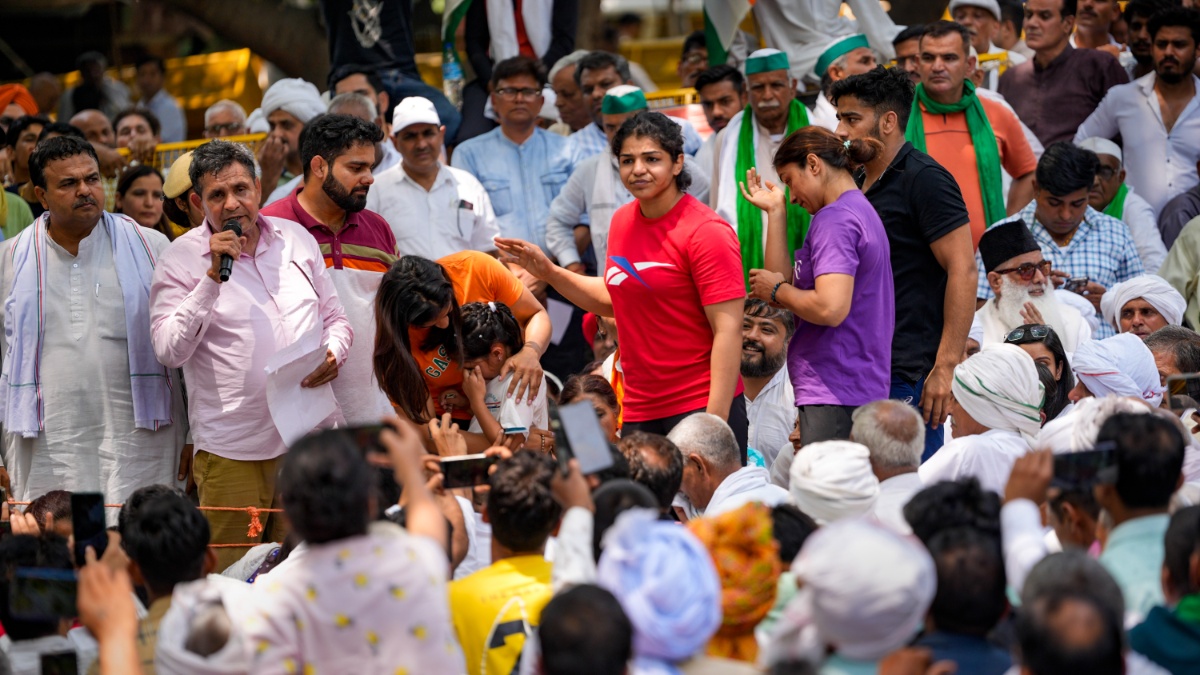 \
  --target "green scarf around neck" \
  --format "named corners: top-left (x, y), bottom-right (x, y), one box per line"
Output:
top-left (906, 80), bottom-right (1005, 229)
top-left (1177, 593), bottom-right (1200, 624)
top-left (1103, 182), bottom-right (1129, 220)
top-left (735, 100), bottom-right (811, 289)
